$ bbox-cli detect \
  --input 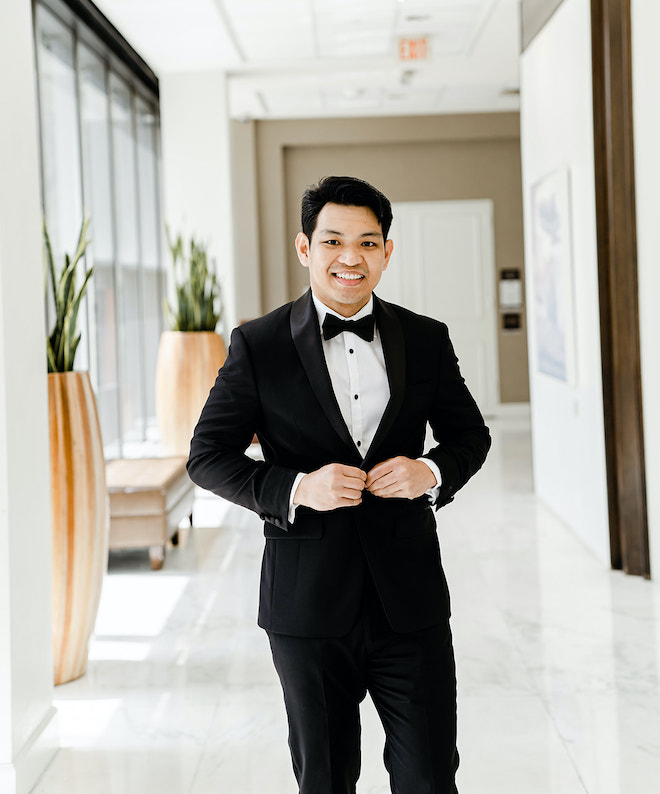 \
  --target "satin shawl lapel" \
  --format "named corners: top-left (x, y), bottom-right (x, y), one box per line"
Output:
top-left (363, 295), bottom-right (406, 468)
top-left (290, 290), bottom-right (360, 456)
